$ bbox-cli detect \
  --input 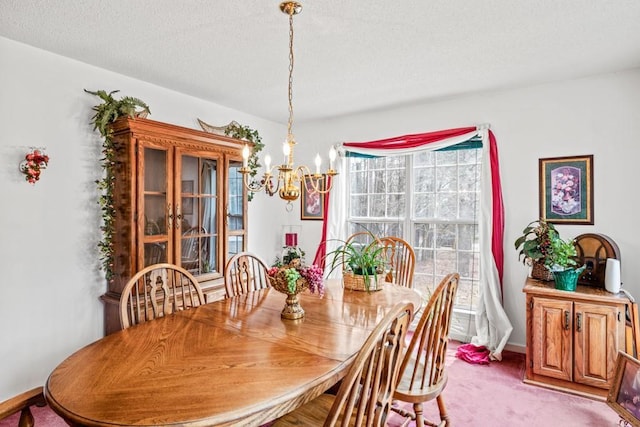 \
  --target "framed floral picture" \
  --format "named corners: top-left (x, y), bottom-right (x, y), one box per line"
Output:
top-left (301, 175), bottom-right (325, 220)
top-left (539, 155), bottom-right (594, 225)
top-left (607, 352), bottom-right (640, 427)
